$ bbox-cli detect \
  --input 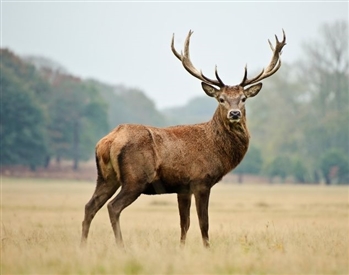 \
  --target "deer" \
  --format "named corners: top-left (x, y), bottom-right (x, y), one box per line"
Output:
top-left (81, 30), bottom-right (286, 248)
